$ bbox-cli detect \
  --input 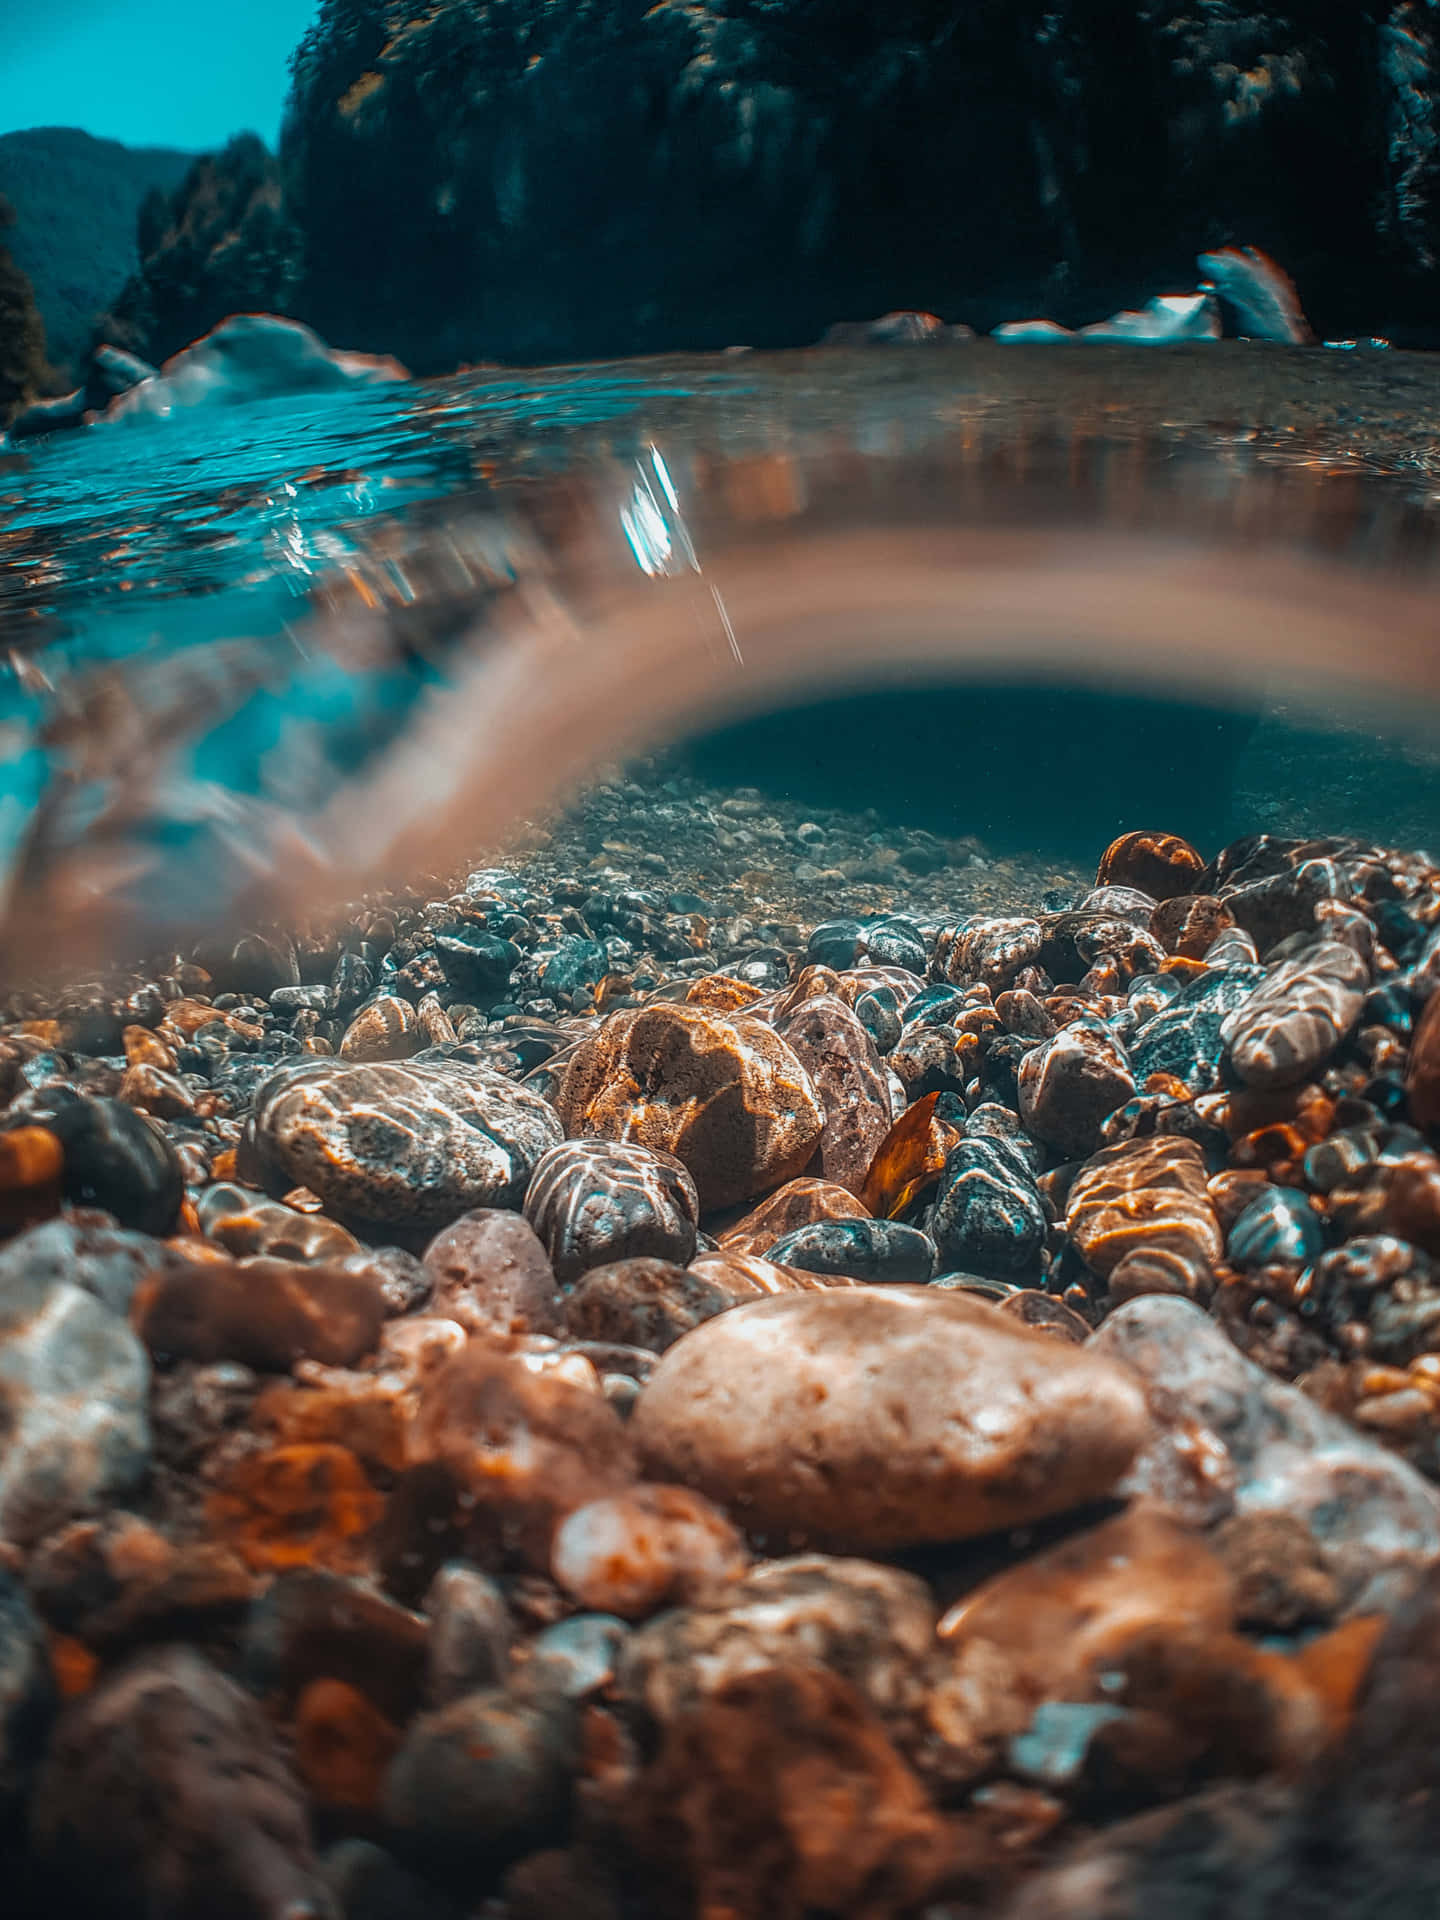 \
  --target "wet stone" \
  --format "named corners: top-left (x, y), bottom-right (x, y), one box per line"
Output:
top-left (630, 1287), bottom-right (1149, 1550)
top-left (246, 1056), bottom-right (564, 1239)
top-left (550, 1482), bottom-right (749, 1620)
top-left (1, 1090), bottom-right (183, 1236)
top-left (31, 1646), bottom-right (327, 1920)
top-left (1129, 963), bottom-right (1266, 1093)
top-left (244, 1568), bottom-right (430, 1725)
top-left (0, 1259), bottom-right (150, 1546)
top-left (935, 917), bottom-right (1043, 991)
top-left (1406, 986), bottom-right (1440, 1135)
top-left (409, 1345), bottom-right (637, 1563)
top-left (774, 992), bottom-right (893, 1195)
top-left (1092, 1294), bottom-right (1440, 1611)
top-left (523, 1138), bottom-right (699, 1285)
top-left (421, 1207), bottom-right (562, 1336)
top-left (435, 927), bottom-right (521, 998)
top-left (563, 1256), bottom-right (739, 1353)
top-left (763, 1216), bottom-right (936, 1284)
top-left (0, 1215), bottom-right (164, 1318)
top-left (1227, 1186), bottom-right (1326, 1268)
top-left (1221, 941), bottom-right (1369, 1089)
top-left (132, 1253), bottom-right (387, 1371)
top-left (931, 1137), bottom-right (1048, 1279)
top-left (717, 1176), bottom-right (869, 1258)
top-left (1096, 831), bottom-right (1205, 901)
top-left (383, 1687), bottom-right (577, 1882)
top-left (423, 1563), bottom-right (513, 1705)
top-left (1150, 893), bottom-right (1235, 960)
top-left (1065, 1136), bottom-right (1223, 1290)
top-left (1018, 1020), bottom-right (1135, 1158)
top-left (340, 993), bottom-right (421, 1061)
top-left (195, 1180), bottom-right (364, 1263)
top-left (554, 1002), bottom-right (824, 1211)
